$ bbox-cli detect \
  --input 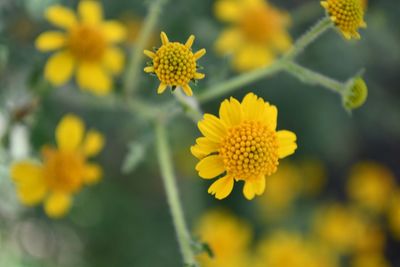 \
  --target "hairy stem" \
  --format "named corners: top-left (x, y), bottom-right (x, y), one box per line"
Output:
top-left (155, 123), bottom-right (198, 267)
top-left (123, 0), bottom-right (167, 98)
